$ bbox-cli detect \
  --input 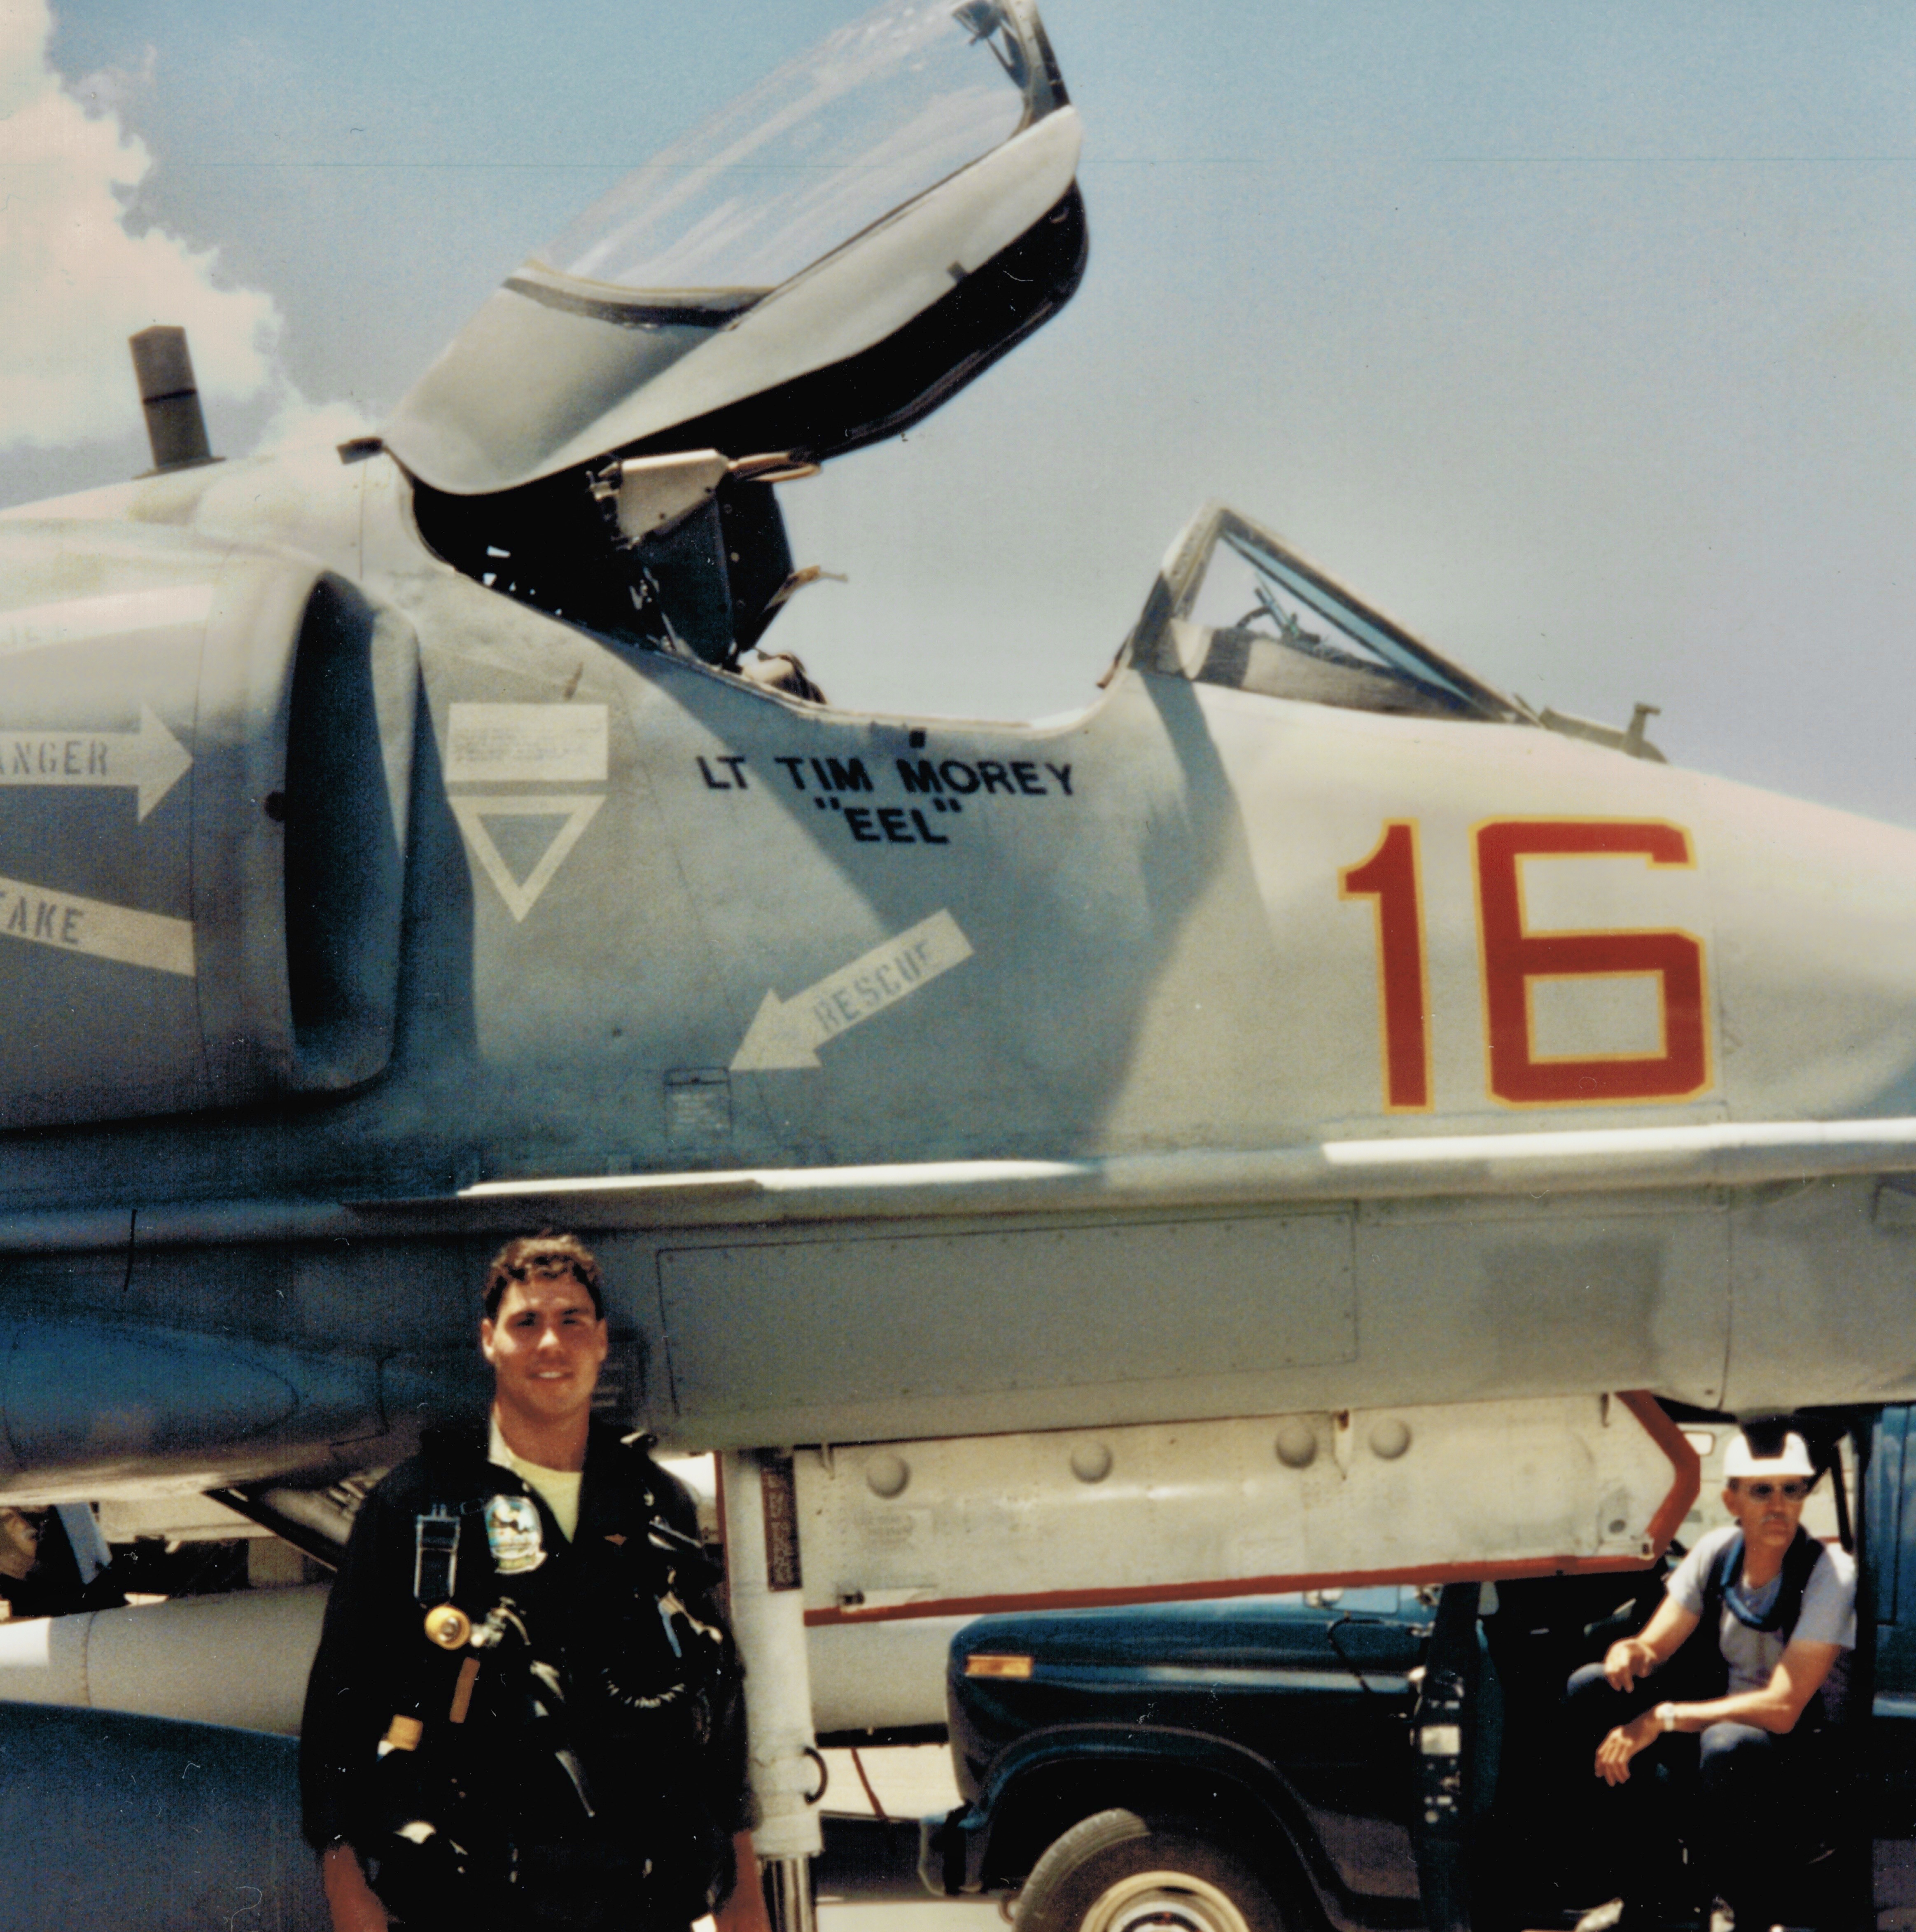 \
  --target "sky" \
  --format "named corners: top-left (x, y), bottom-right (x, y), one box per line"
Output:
top-left (3, 0), bottom-right (1914, 822)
